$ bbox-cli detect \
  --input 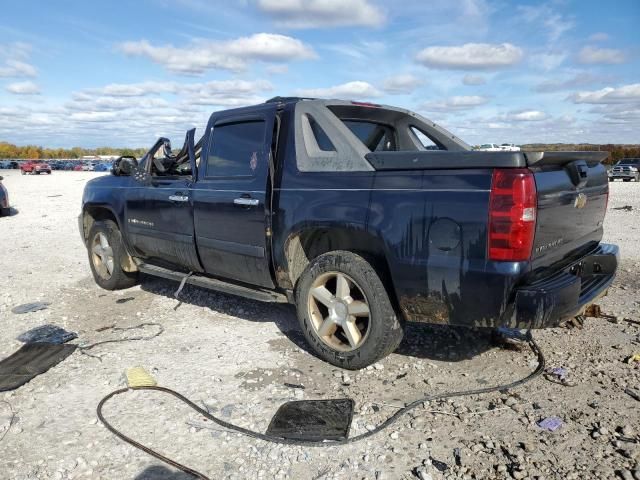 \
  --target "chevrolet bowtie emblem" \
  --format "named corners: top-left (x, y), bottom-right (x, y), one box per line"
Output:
top-left (574, 192), bottom-right (588, 209)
